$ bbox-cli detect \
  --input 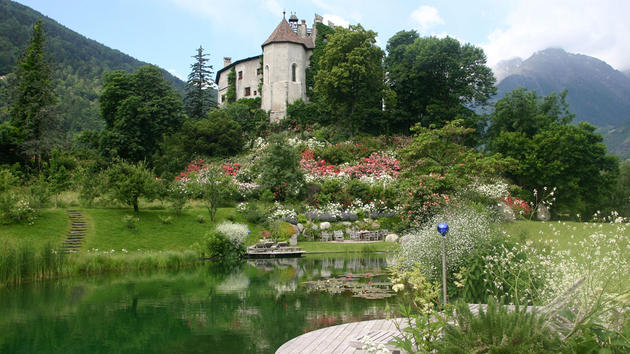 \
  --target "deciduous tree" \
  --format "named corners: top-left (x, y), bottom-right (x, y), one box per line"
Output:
top-left (99, 65), bottom-right (185, 163)
top-left (385, 32), bottom-right (495, 135)
top-left (314, 24), bottom-right (390, 135)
